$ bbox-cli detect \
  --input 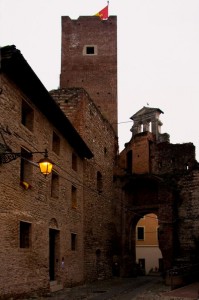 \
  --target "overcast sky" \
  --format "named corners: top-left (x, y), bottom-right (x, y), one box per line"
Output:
top-left (1, 0), bottom-right (199, 159)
